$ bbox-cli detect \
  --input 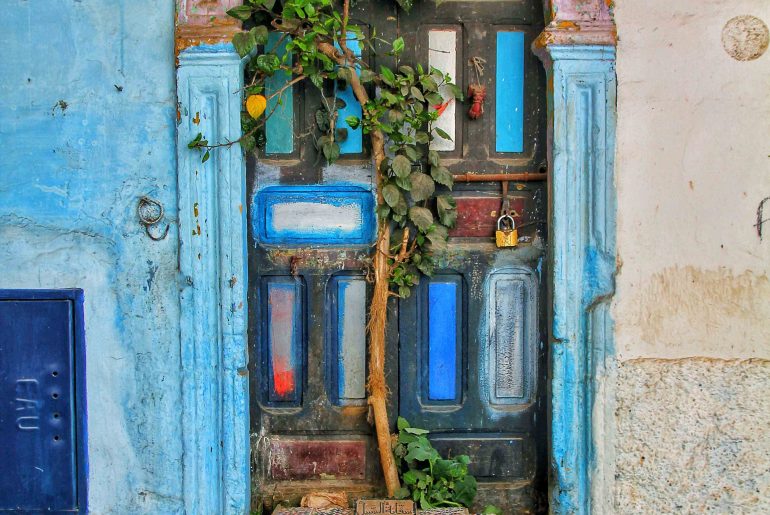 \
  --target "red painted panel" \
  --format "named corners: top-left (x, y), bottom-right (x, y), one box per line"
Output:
top-left (449, 197), bottom-right (526, 238)
top-left (269, 439), bottom-right (367, 480)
